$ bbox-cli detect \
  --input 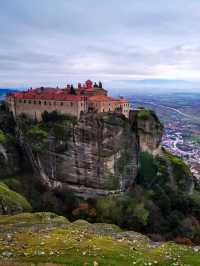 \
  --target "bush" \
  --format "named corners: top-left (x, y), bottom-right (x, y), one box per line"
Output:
top-left (0, 182), bottom-right (32, 212)
top-left (42, 110), bottom-right (77, 125)
top-left (163, 149), bottom-right (192, 189)
top-left (72, 202), bottom-right (97, 220)
top-left (26, 125), bottom-right (48, 153)
top-left (175, 236), bottom-right (193, 246)
top-left (137, 110), bottom-right (151, 120)
top-left (97, 192), bottom-right (149, 229)
top-left (138, 152), bottom-right (158, 188)
top-left (0, 130), bottom-right (7, 143)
